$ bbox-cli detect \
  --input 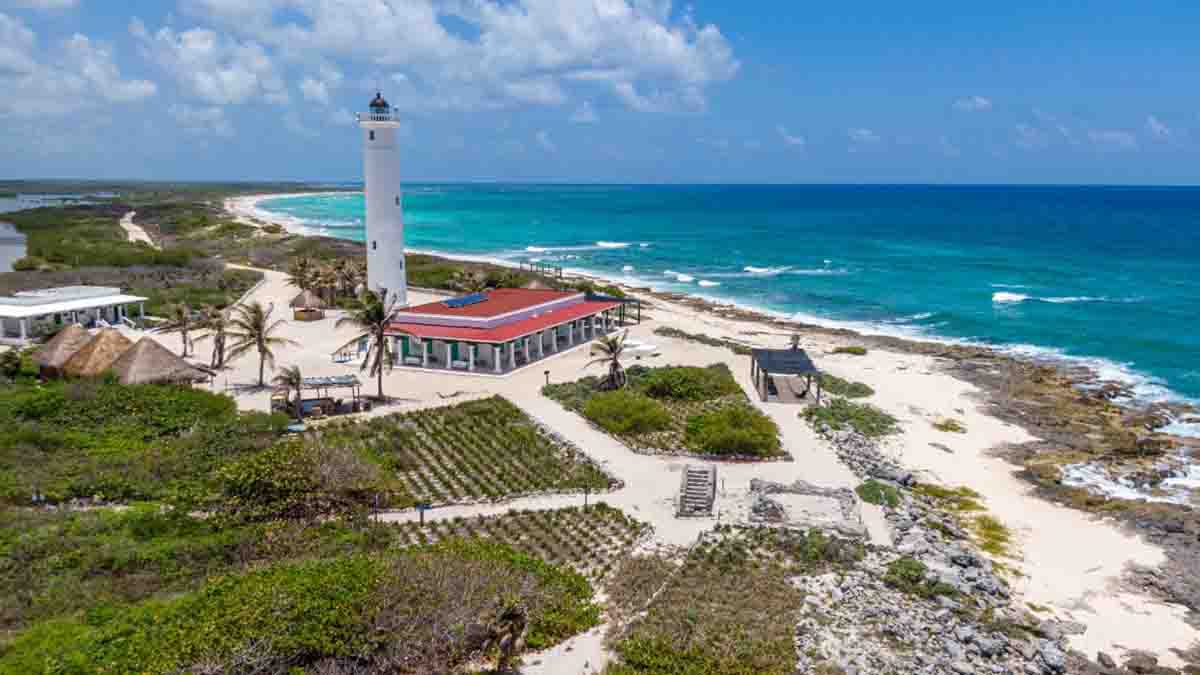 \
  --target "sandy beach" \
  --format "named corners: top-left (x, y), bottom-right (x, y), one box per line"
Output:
top-left (185, 193), bottom-right (1200, 667)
